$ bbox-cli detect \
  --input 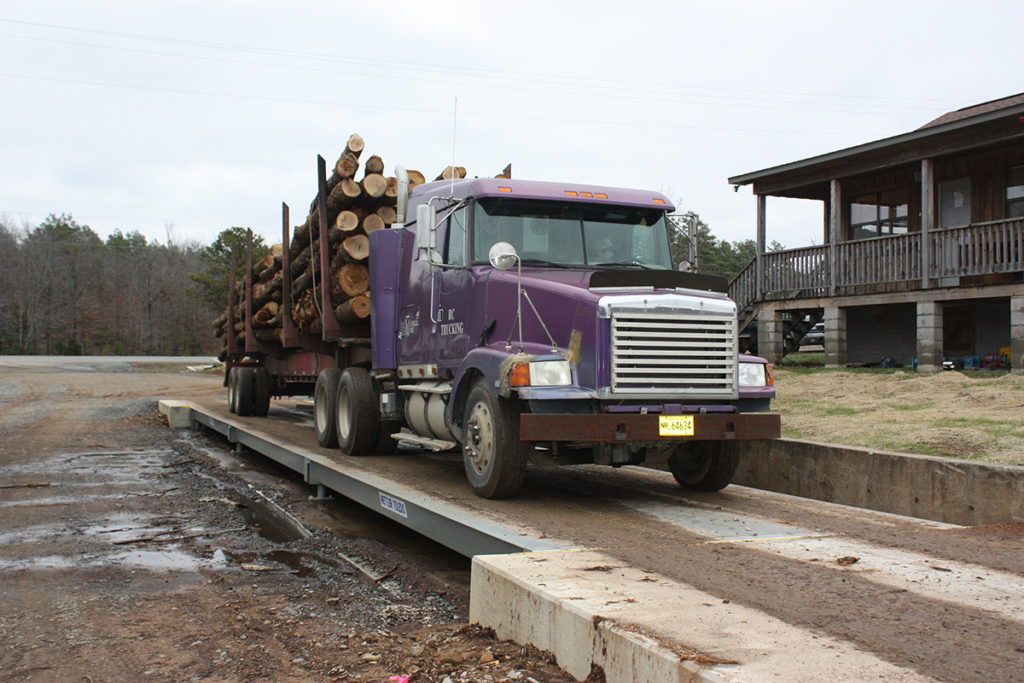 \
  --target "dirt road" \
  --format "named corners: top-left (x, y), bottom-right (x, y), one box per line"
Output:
top-left (0, 360), bottom-right (573, 682)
